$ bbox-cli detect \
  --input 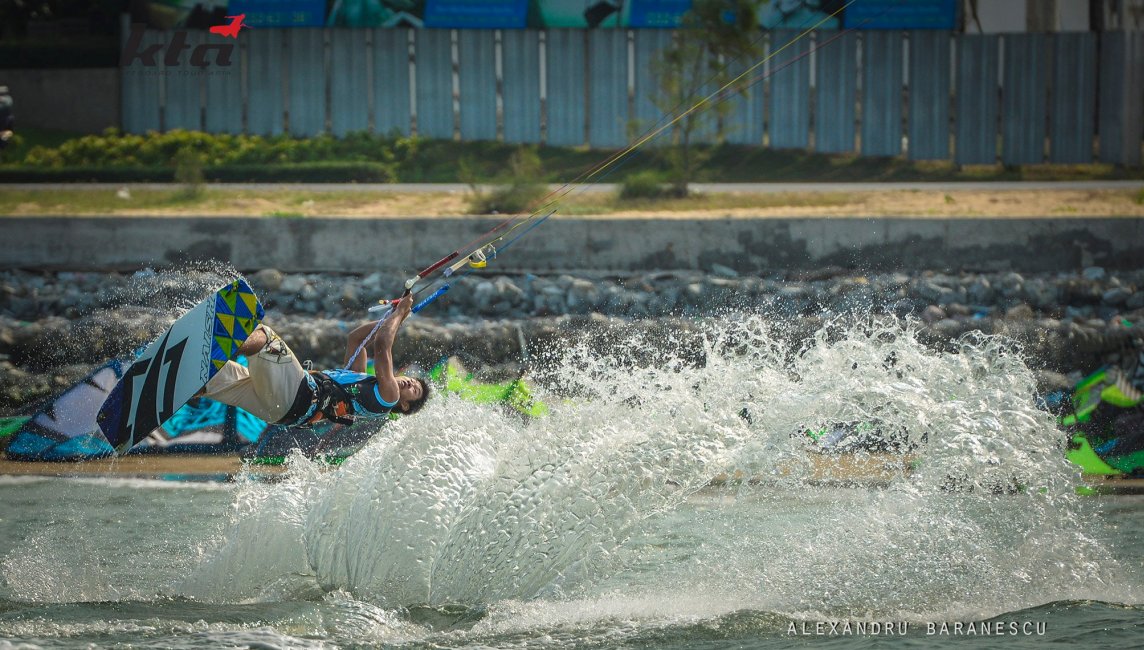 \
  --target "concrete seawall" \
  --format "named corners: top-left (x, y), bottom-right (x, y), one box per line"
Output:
top-left (3, 216), bottom-right (1142, 274)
